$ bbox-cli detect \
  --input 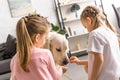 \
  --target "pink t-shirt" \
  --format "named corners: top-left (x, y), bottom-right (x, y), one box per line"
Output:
top-left (10, 48), bottom-right (62, 80)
